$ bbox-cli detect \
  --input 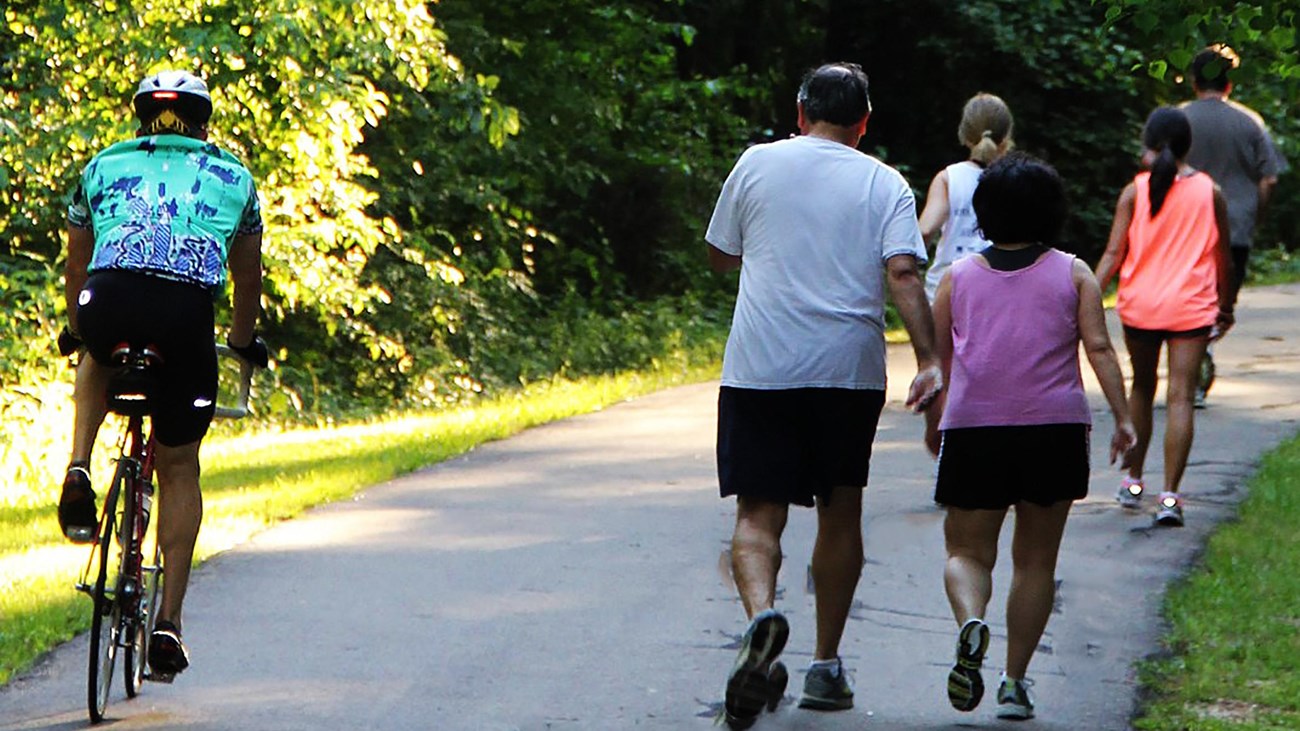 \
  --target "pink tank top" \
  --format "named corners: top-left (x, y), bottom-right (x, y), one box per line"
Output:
top-left (1118, 172), bottom-right (1219, 331)
top-left (940, 249), bottom-right (1092, 430)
